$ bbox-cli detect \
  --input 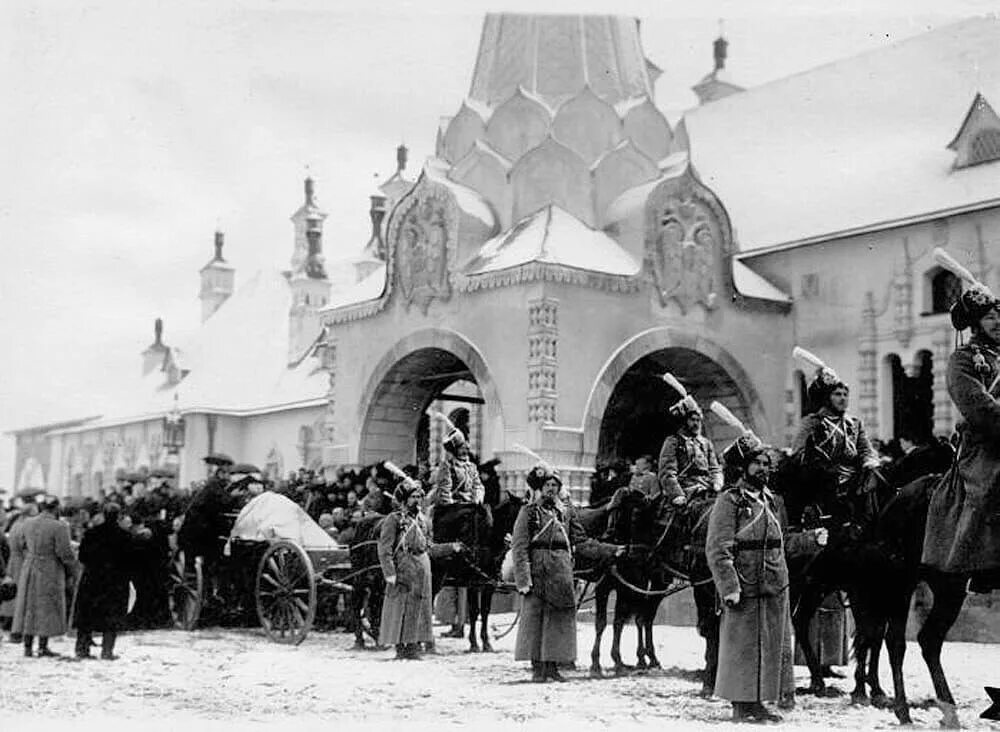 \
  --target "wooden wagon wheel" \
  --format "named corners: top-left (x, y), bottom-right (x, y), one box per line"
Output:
top-left (255, 540), bottom-right (316, 645)
top-left (167, 550), bottom-right (203, 630)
